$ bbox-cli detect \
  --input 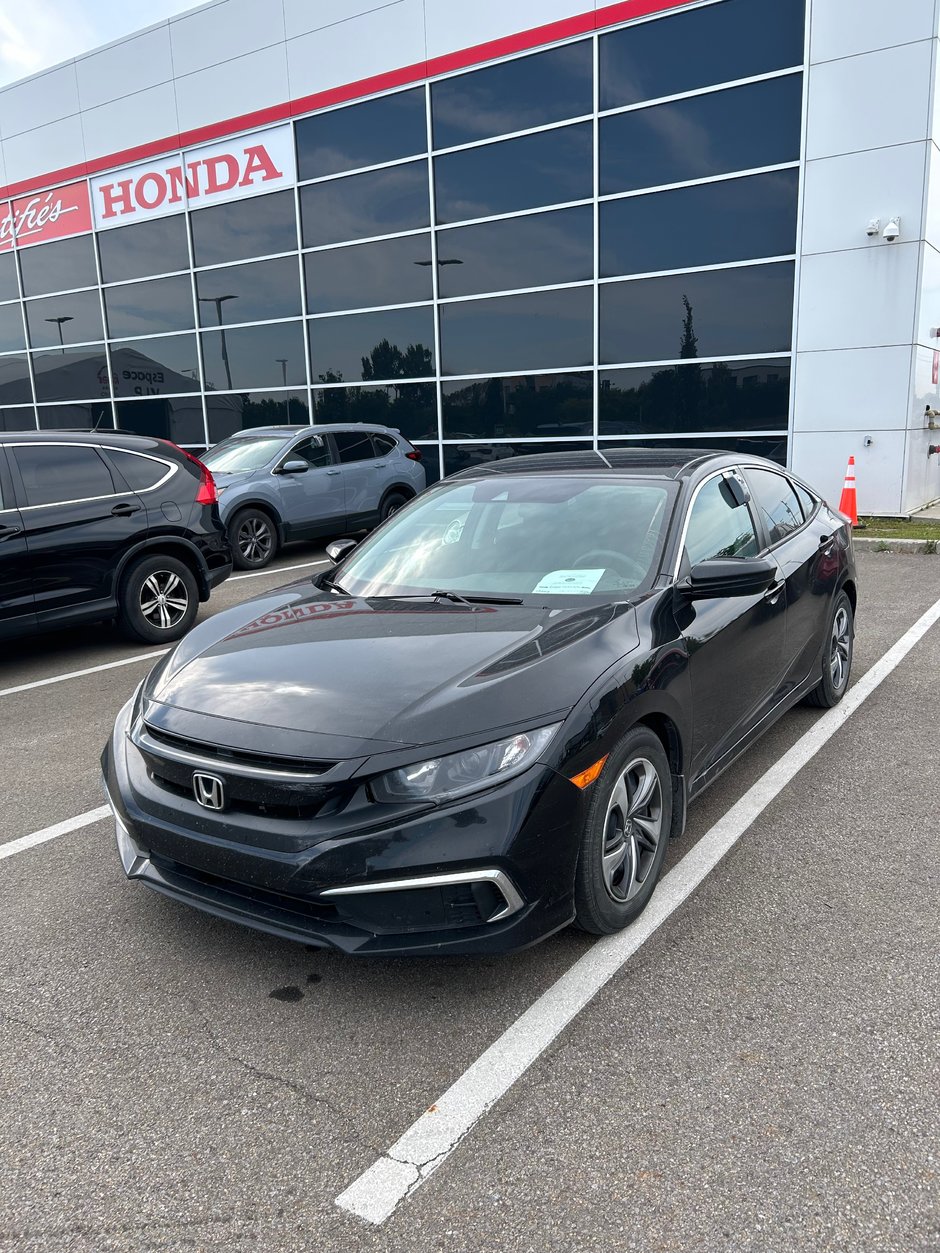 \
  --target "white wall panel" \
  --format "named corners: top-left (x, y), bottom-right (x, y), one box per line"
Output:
top-left (81, 84), bottom-right (180, 164)
top-left (424, 0), bottom-right (577, 61)
top-left (809, 0), bottom-right (935, 65)
top-left (914, 240), bottom-right (940, 348)
top-left (905, 345), bottom-right (940, 508)
top-left (790, 428), bottom-right (906, 512)
top-left (174, 45), bottom-right (289, 134)
top-left (283, 0), bottom-right (395, 42)
top-left (801, 143), bottom-right (929, 256)
top-left (792, 346), bottom-right (915, 431)
top-left (925, 142), bottom-right (940, 246)
top-left (170, 0), bottom-right (286, 78)
top-left (286, 0), bottom-right (425, 99)
top-left (796, 243), bottom-right (921, 352)
top-left (0, 63), bottom-right (80, 138)
top-left (75, 27), bottom-right (174, 112)
top-left (805, 41), bottom-right (933, 161)
top-left (1, 116), bottom-right (85, 186)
